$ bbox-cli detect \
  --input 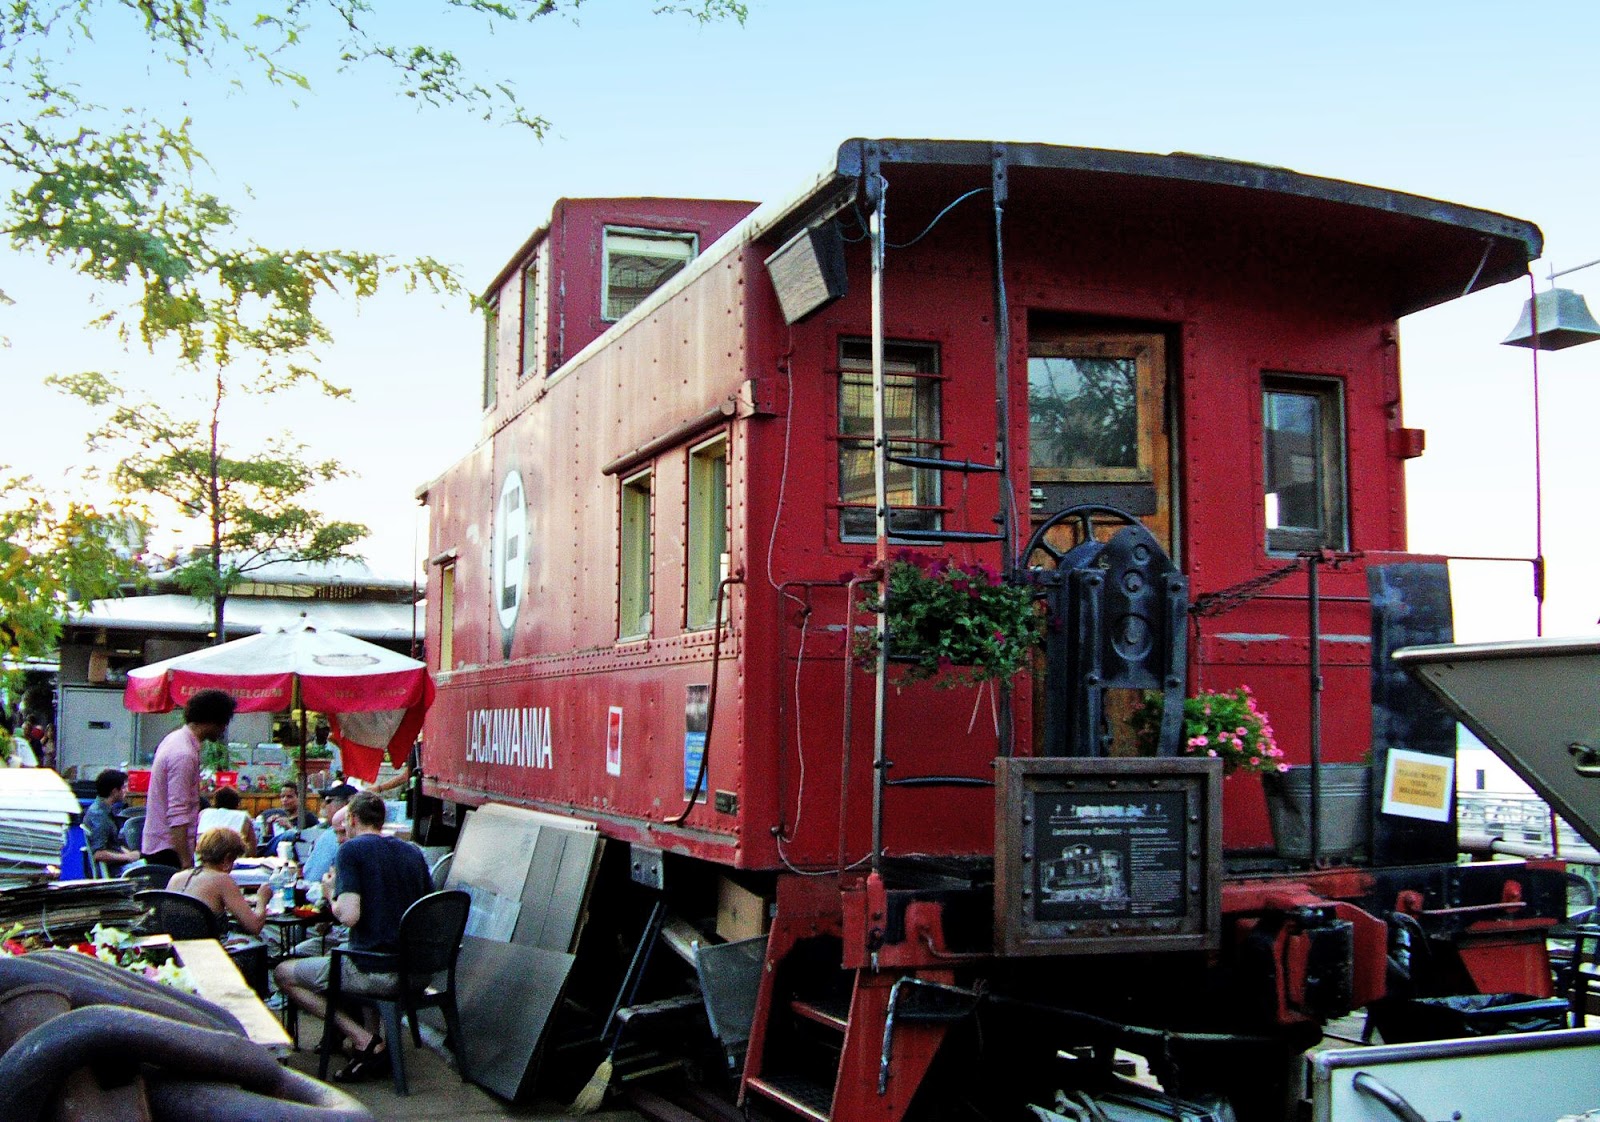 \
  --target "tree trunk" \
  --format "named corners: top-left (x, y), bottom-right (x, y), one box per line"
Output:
top-left (210, 369), bottom-right (226, 646)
